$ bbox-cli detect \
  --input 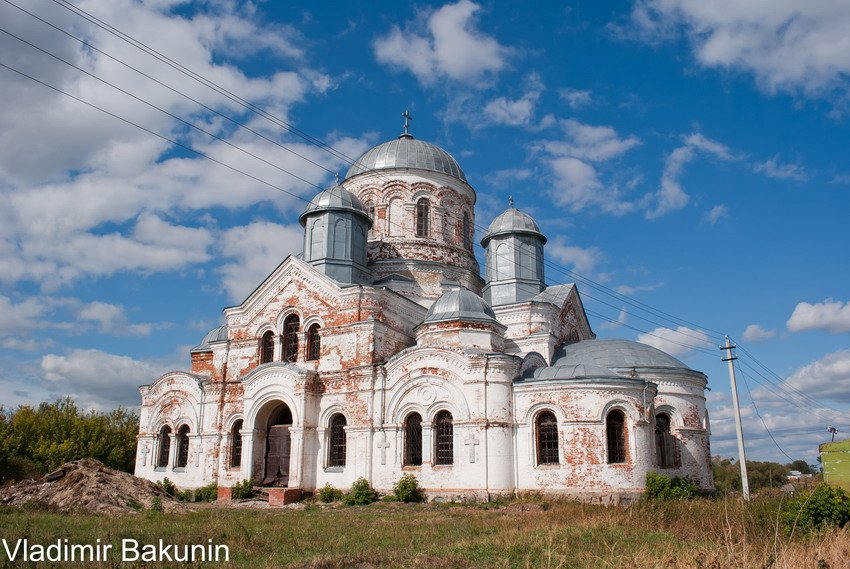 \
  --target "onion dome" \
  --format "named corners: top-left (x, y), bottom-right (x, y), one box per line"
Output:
top-left (299, 184), bottom-right (371, 227)
top-left (190, 325), bottom-right (227, 353)
top-left (344, 134), bottom-right (467, 183)
top-left (481, 206), bottom-right (546, 247)
top-left (421, 288), bottom-right (498, 325)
